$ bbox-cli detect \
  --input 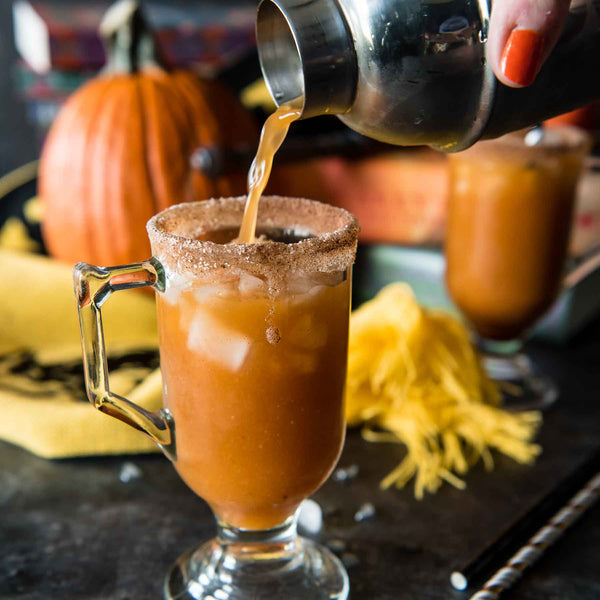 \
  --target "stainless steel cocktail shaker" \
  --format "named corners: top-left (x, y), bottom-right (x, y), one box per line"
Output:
top-left (256, 0), bottom-right (600, 151)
